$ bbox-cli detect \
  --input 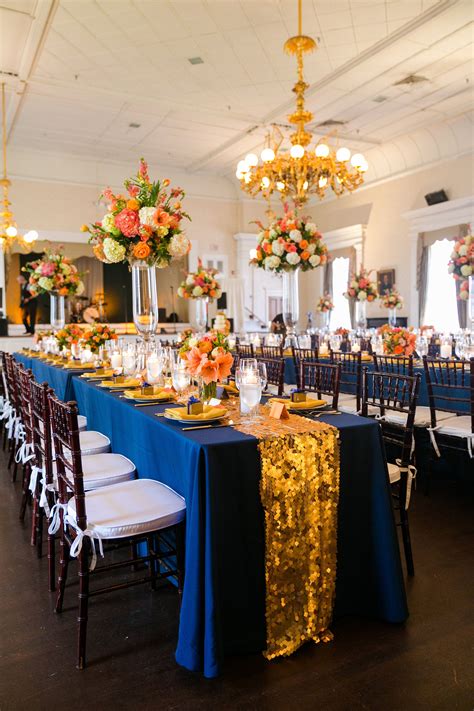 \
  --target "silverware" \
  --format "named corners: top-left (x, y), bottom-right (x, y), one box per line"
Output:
top-left (313, 410), bottom-right (341, 417)
top-left (182, 420), bottom-right (234, 431)
top-left (133, 401), bottom-right (170, 407)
